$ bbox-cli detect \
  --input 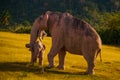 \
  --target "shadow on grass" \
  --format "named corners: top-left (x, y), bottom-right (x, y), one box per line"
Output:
top-left (0, 62), bottom-right (39, 72)
top-left (0, 62), bottom-right (86, 75)
top-left (45, 69), bottom-right (86, 75)
top-left (0, 62), bottom-right (110, 79)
